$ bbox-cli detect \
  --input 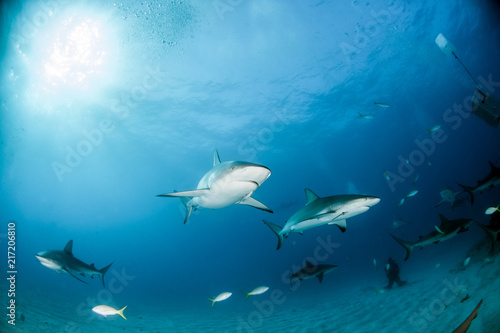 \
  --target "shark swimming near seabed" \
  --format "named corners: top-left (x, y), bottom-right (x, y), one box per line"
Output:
top-left (35, 240), bottom-right (112, 287)
top-left (390, 215), bottom-right (473, 261)
top-left (264, 188), bottom-right (380, 250)
top-left (458, 161), bottom-right (500, 204)
top-left (157, 149), bottom-right (273, 223)
top-left (290, 260), bottom-right (338, 285)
